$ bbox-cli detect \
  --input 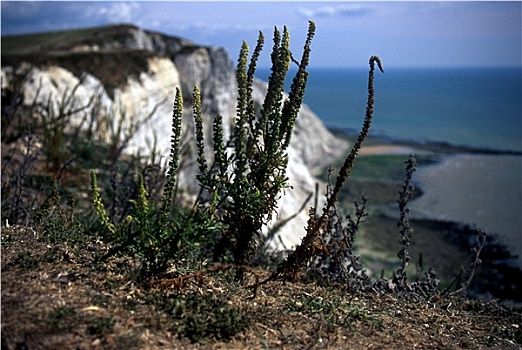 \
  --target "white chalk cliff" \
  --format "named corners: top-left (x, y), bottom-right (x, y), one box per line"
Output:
top-left (1, 24), bottom-right (349, 249)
